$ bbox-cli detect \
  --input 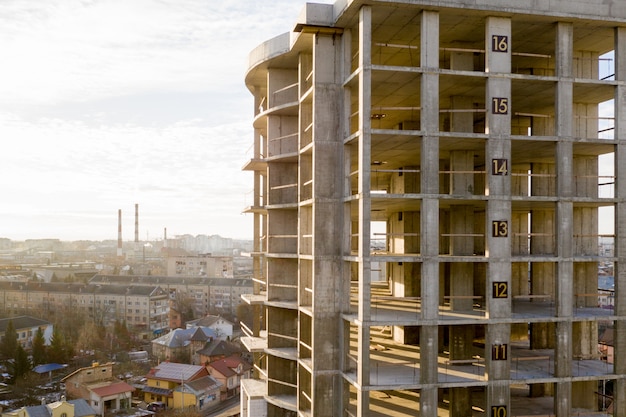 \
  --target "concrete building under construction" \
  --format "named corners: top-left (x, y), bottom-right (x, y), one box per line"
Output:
top-left (241, 1), bottom-right (626, 416)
